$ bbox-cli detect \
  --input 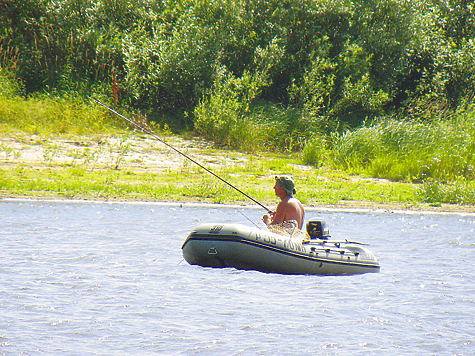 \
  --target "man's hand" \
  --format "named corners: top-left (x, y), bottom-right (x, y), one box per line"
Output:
top-left (262, 211), bottom-right (275, 225)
